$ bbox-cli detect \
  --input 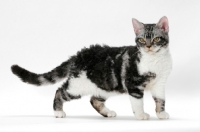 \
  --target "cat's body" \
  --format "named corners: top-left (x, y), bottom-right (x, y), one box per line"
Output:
top-left (11, 16), bottom-right (172, 120)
